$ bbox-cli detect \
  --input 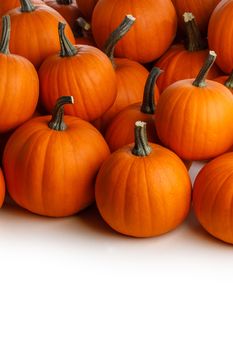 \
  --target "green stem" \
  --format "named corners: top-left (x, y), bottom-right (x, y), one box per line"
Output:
top-left (192, 51), bottom-right (217, 87)
top-left (0, 16), bottom-right (10, 55)
top-left (183, 12), bottom-right (207, 52)
top-left (132, 121), bottom-right (152, 157)
top-left (225, 69), bottom-right (233, 89)
top-left (20, 0), bottom-right (35, 12)
top-left (141, 67), bottom-right (162, 114)
top-left (48, 96), bottom-right (74, 131)
top-left (58, 22), bottom-right (78, 57)
top-left (103, 14), bottom-right (136, 67)
top-left (57, 0), bottom-right (72, 4)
